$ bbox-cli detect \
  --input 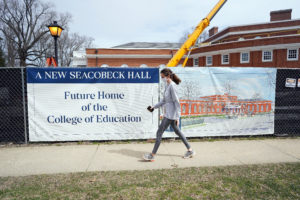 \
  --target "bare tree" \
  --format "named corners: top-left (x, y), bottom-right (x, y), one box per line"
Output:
top-left (223, 80), bottom-right (235, 95)
top-left (57, 32), bottom-right (94, 66)
top-left (177, 80), bottom-right (201, 117)
top-left (30, 32), bottom-right (52, 67)
top-left (265, 70), bottom-right (276, 89)
top-left (0, 46), bottom-right (4, 67)
top-left (0, 0), bottom-right (71, 66)
top-left (0, 36), bottom-right (3, 51)
top-left (29, 12), bottom-right (71, 67)
top-left (1, 28), bottom-right (18, 66)
top-left (28, 31), bottom-right (94, 67)
top-left (179, 80), bottom-right (202, 100)
top-left (252, 92), bottom-right (262, 100)
top-left (0, 36), bottom-right (5, 66)
top-left (178, 26), bottom-right (209, 45)
top-left (178, 29), bottom-right (191, 44)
